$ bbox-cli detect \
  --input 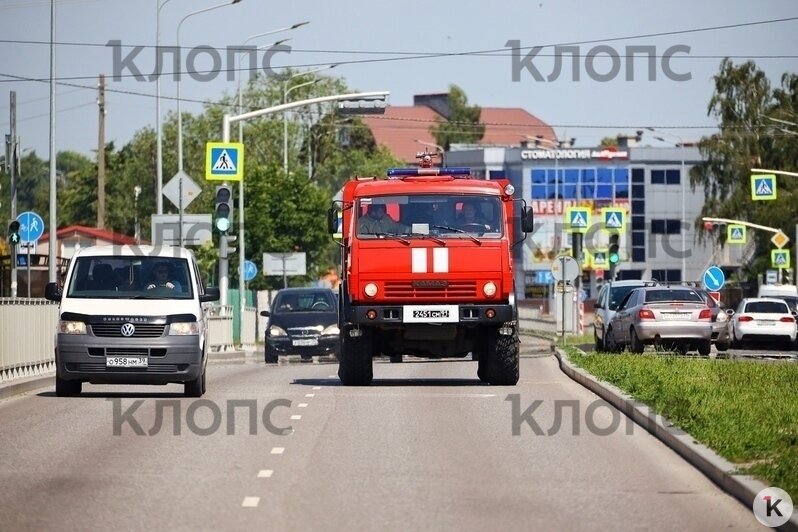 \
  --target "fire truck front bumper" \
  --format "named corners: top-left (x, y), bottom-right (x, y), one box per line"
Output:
top-left (347, 303), bottom-right (515, 325)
